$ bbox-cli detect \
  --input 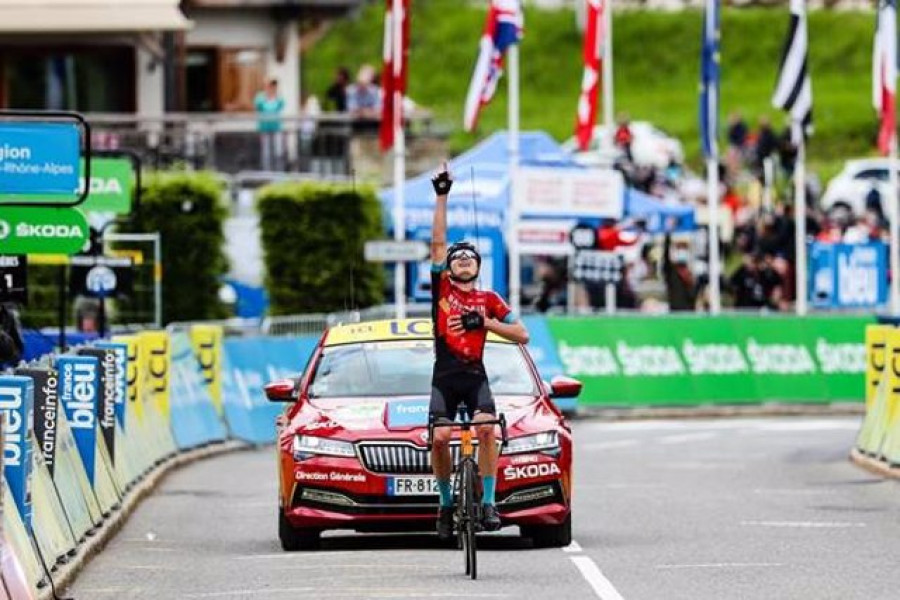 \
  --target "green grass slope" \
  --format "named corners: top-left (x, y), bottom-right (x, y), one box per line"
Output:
top-left (303, 2), bottom-right (876, 173)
